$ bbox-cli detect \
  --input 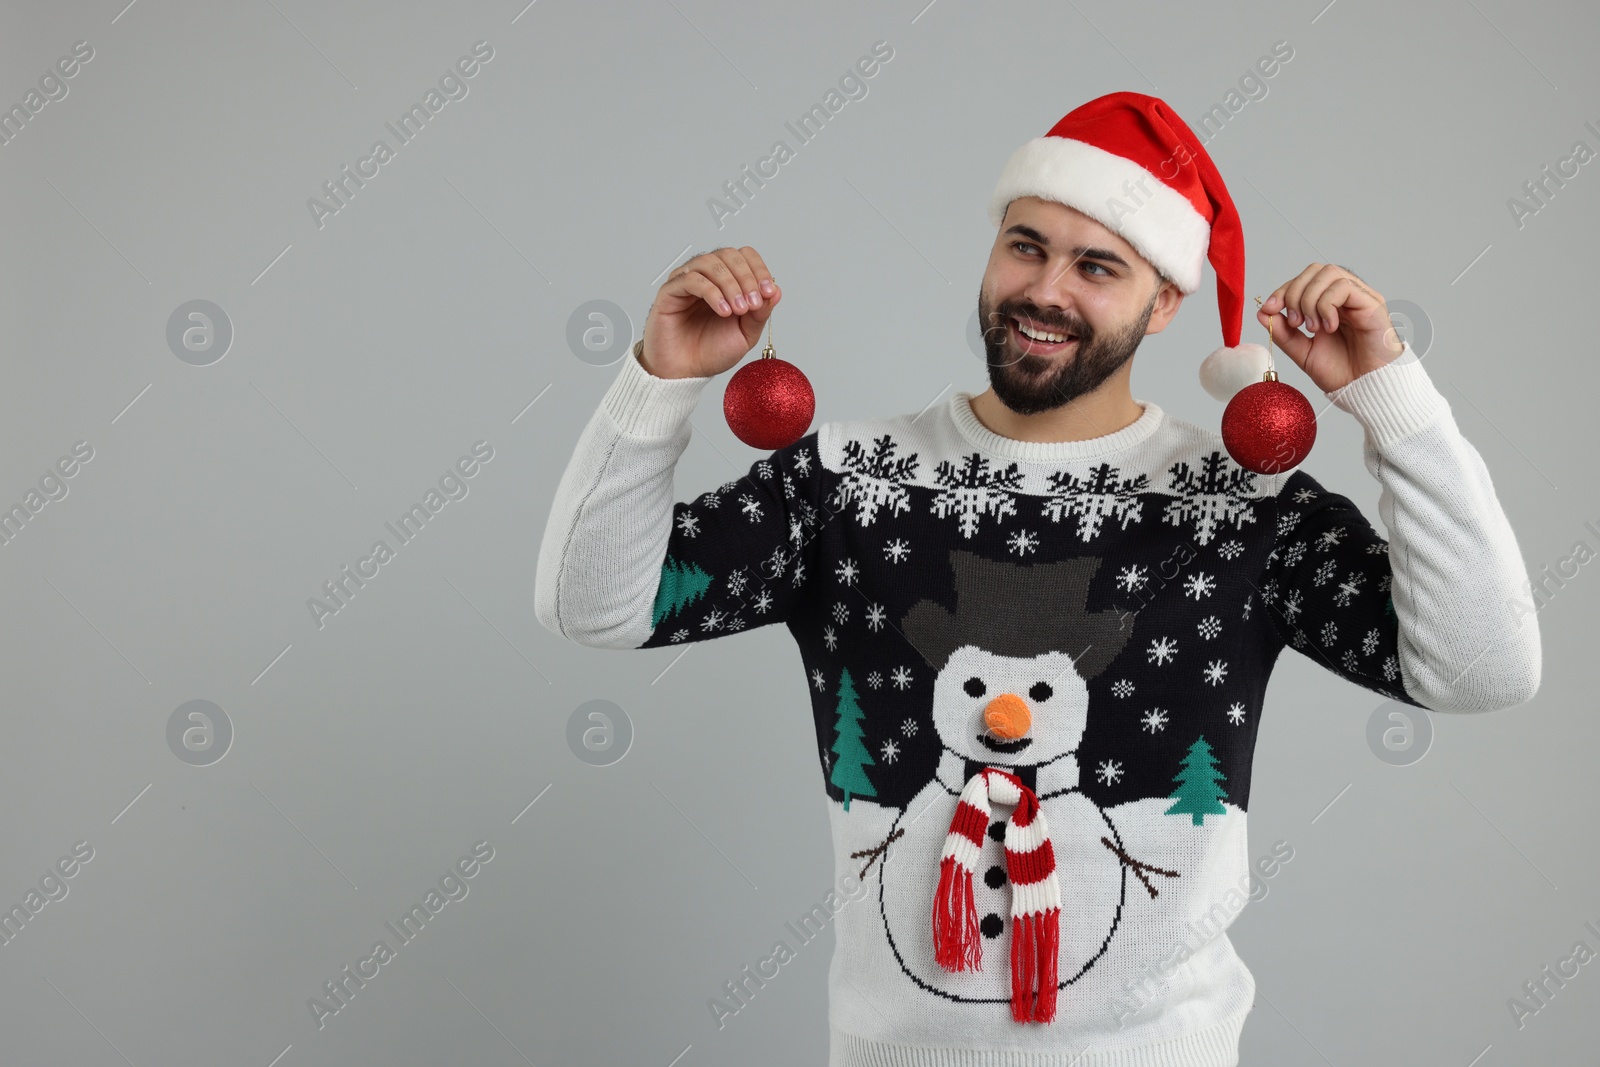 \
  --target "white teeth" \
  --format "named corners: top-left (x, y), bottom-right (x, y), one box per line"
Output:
top-left (1014, 318), bottom-right (1072, 344)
